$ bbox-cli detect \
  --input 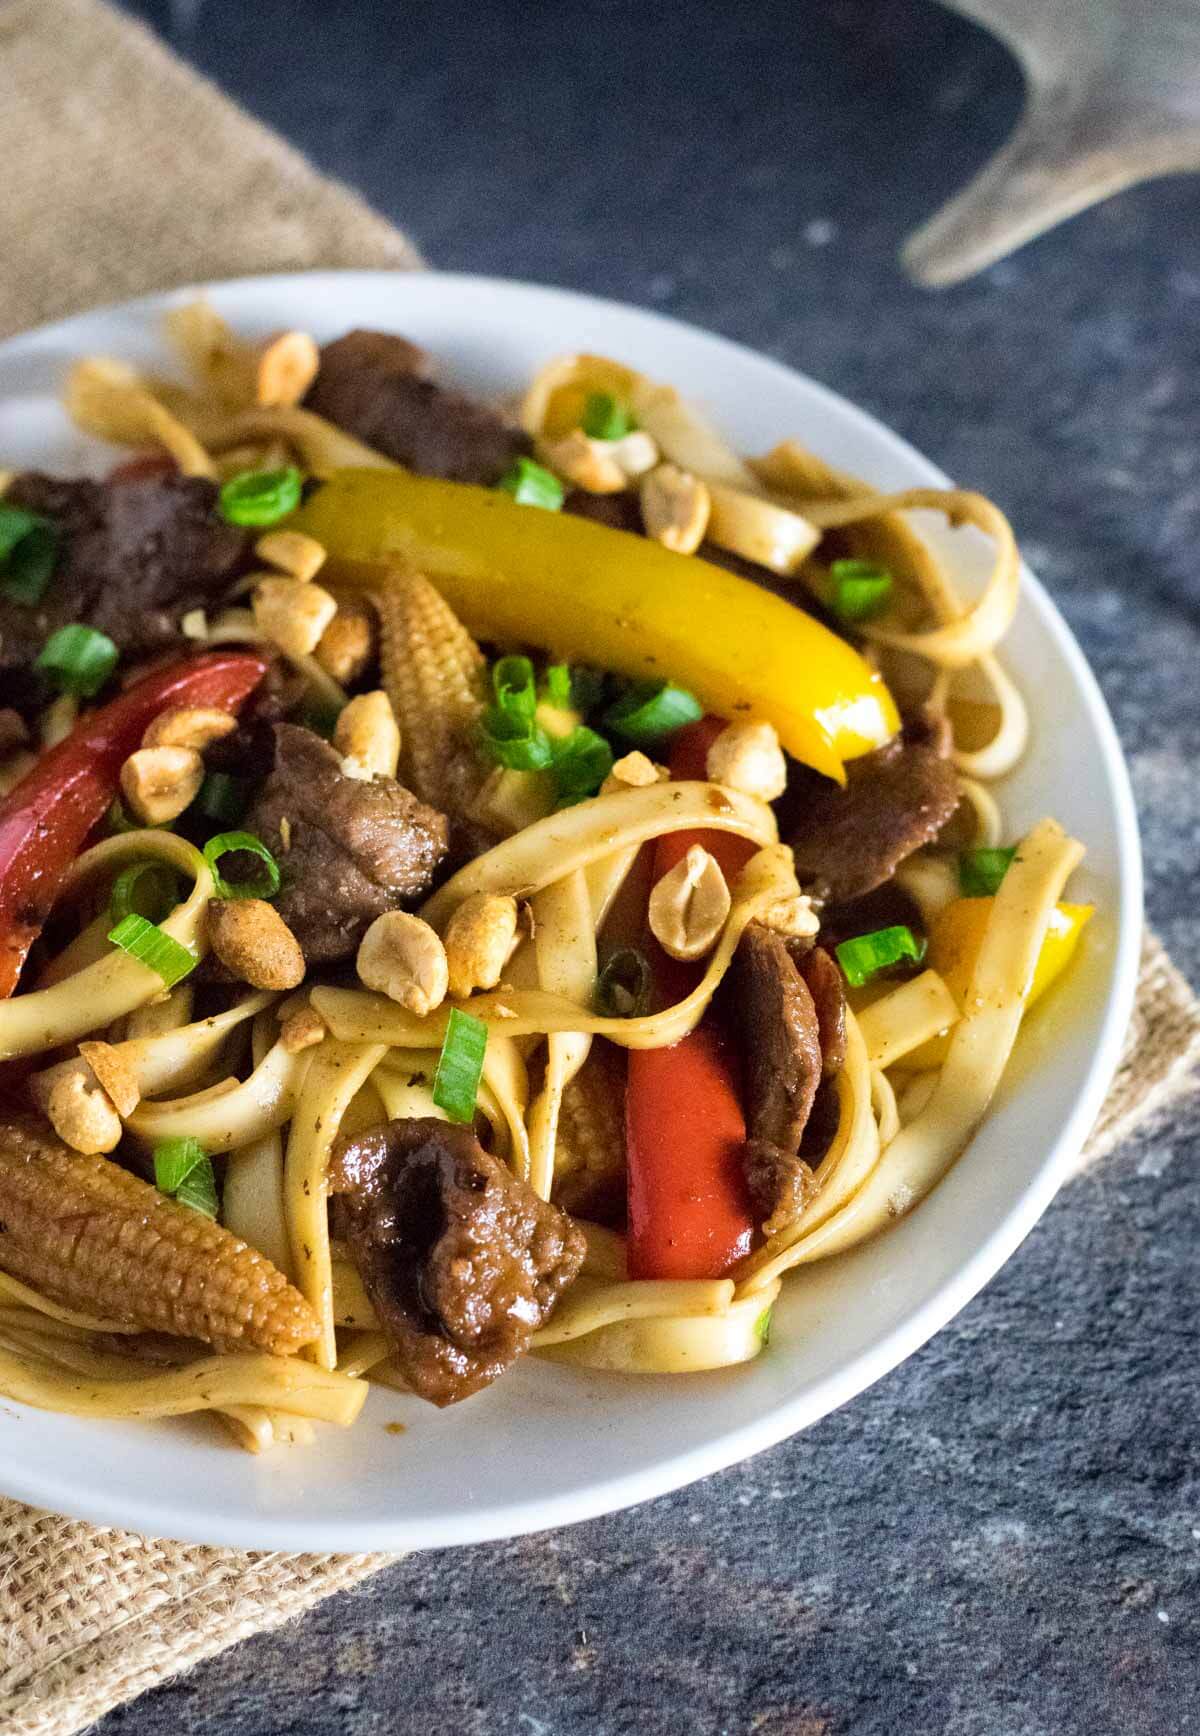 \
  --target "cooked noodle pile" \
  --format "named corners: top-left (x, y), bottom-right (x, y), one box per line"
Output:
top-left (0, 306), bottom-right (1088, 1449)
